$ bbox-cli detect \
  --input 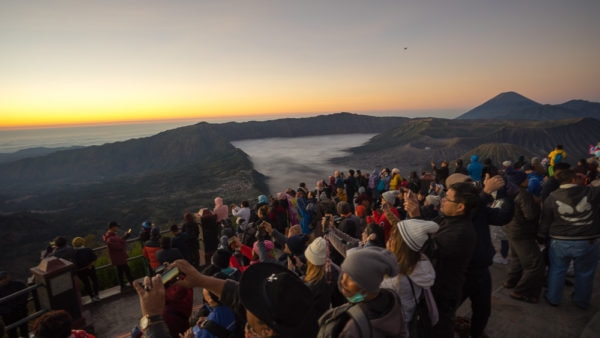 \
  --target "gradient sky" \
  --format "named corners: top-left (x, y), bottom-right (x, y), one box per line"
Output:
top-left (1, 0), bottom-right (599, 128)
